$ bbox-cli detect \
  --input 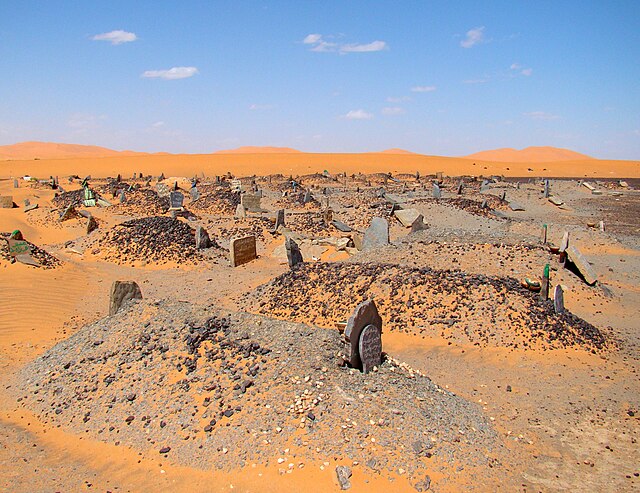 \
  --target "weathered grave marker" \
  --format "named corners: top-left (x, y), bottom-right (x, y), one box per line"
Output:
top-left (86, 215), bottom-right (98, 234)
top-left (13, 179), bottom-right (19, 188)
top-left (344, 299), bottom-right (382, 372)
top-left (7, 237), bottom-right (31, 257)
top-left (241, 193), bottom-right (261, 212)
top-left (359, 324), bottom-right (383, 374)
top-left (0, 196), bottom-right (14, 208)
top-left (119, 190), bottom-right (126, 204)
top-left (456, 181), bottom-right (463, 195)
top-left (509, 201), bottom-right (525, 211)
top-left (285, 237), bottom-right (303, 268)
top-left (566, 245), bottom-right (597, 285)
top-left (230, 235), bottom-right (257, 267)
top-left (109, 281), bottom-right (143, 316)
top-left (195, 225), bottom-right (211, 249)
top-left (24, 203), bottom-right (38, 213)
top-left (235, 203), bottom-right (247, 219)
top-left (362, 217), bottom-right (389, 250)
top-left (541, 263), bottom-right (550, 300)
top-left (436, 171), bottom-right (443, 180)
top-left (156, 183), bottom-right (170, 197)
top-left (231, 179), bottom-right (242, 192)
top-left (541, 224), bottom-right (548, 244)
top-left (410, 214), bottom-right (428, 233)
top-left (543, 179), bottom-right (550, 198)
top-left (190, 187), bottom-right (199, 201)
top-left (554, 285), bottom-right (565, 314)
top-left (394, 208), bottom-right (420, 228)
top-left (169, 191), bottom-right (184, 210)
top-left (432, 183), bottom-right (441, 199)
top-left (274, 209), bottom-right (285, 230)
